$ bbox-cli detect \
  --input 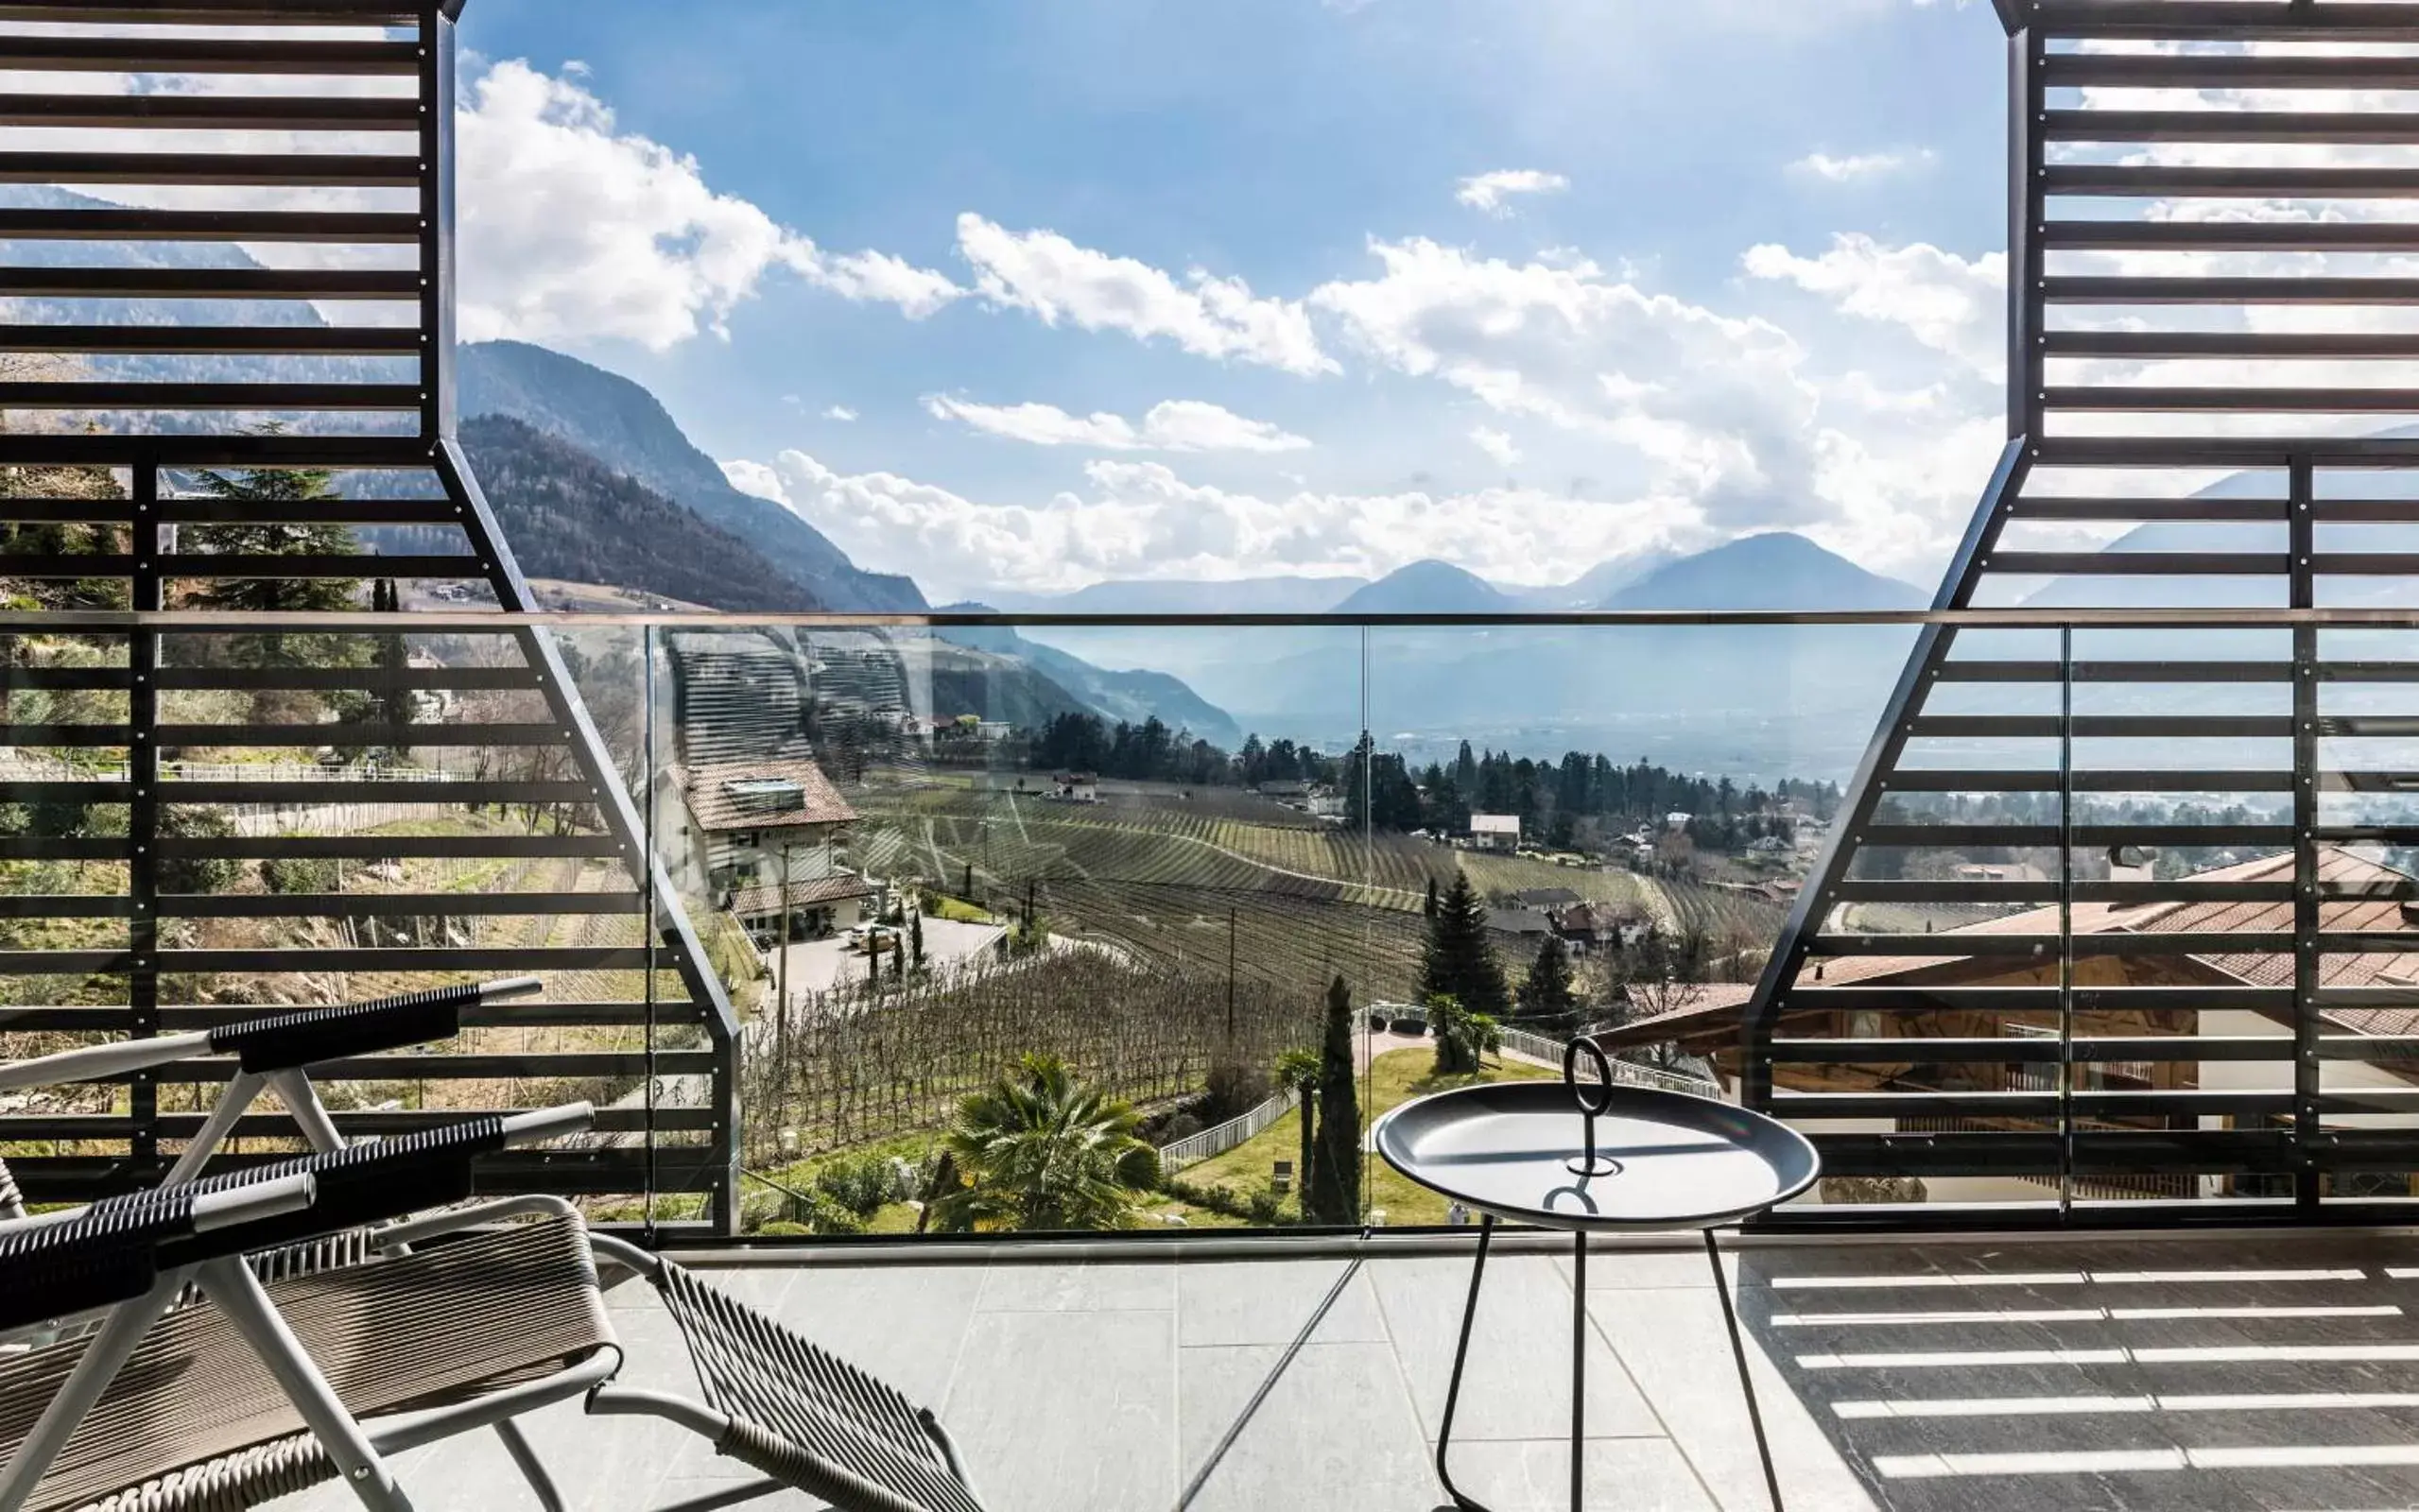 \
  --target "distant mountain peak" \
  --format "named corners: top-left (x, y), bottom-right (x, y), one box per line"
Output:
top-left (1333, 560), bottom-right (1519, 615)
top-left (1605, 532), bottom-right (1924, 611)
